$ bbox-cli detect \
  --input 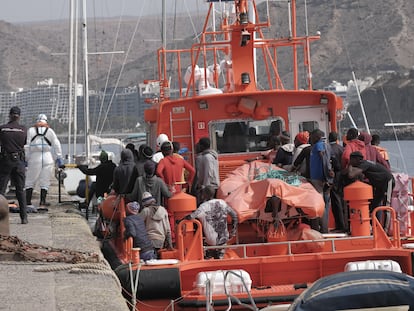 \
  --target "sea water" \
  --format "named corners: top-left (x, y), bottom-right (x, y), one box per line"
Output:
top-left (382, 140), bottom-right (414, 176)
